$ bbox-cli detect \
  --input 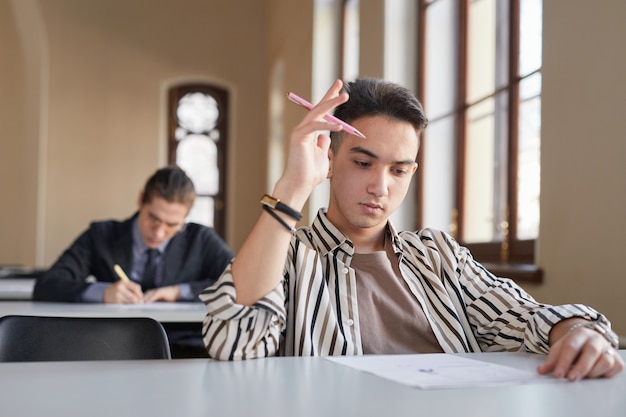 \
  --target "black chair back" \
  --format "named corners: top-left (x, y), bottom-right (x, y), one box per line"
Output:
top-left (0, 315), bottom-right (171, 362)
